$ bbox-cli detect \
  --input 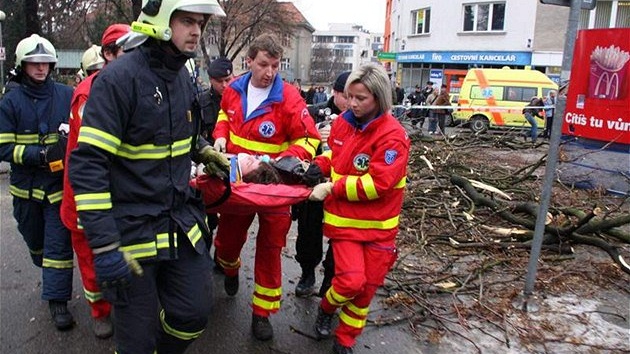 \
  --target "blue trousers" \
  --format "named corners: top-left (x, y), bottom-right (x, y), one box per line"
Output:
top-left (12, 197), bottom-right (73, 301)
top-left (524, 112), bottom-right (538, 143)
